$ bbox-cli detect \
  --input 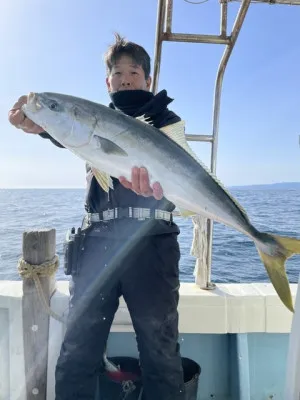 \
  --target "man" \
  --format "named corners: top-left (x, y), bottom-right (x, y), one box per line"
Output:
top-left (8, 34), bottom-right (186, 400)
